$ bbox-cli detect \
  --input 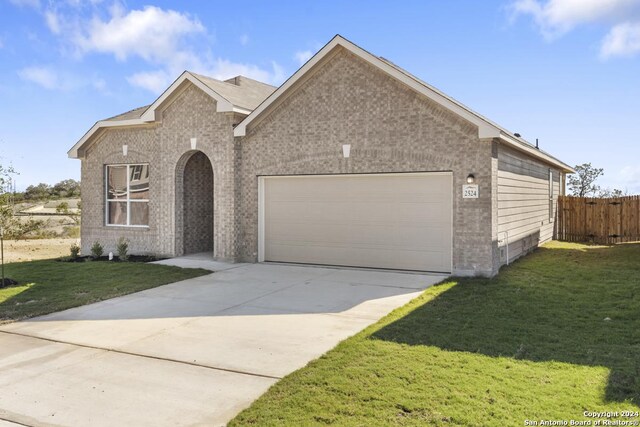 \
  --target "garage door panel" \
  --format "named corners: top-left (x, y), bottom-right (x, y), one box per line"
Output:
top-left (267, 222), bottom-right (451, 251)
top-left (263, 173), bottom-right (452, 272)
top-left (268, 176), bottom-right (450, 200)
top-left (265, 243), bottom-right (450, 272)
top-left (268, 200), bottom-right (450, 224)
